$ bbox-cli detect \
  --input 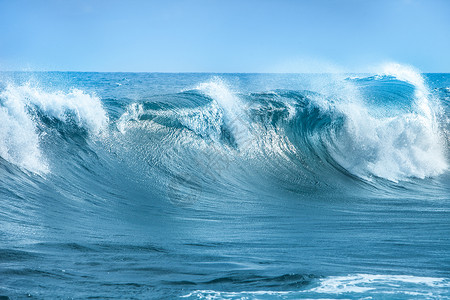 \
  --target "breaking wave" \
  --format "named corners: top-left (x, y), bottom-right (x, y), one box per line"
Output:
top-left (0, 64), bottom-right (448, 200)
top-left (0, 83), bottom-right (107, 173)
top-left (1, 64), bottom-right (449, 299)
